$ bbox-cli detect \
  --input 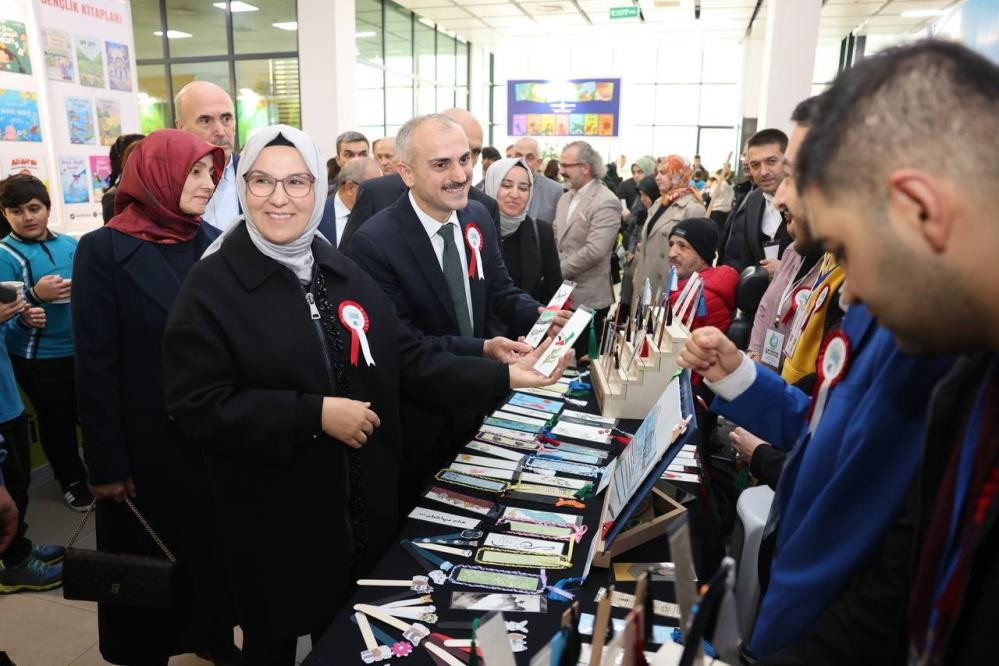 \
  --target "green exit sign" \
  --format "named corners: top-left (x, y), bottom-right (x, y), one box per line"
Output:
top-left (609, 6), bottom-right (639, 19)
